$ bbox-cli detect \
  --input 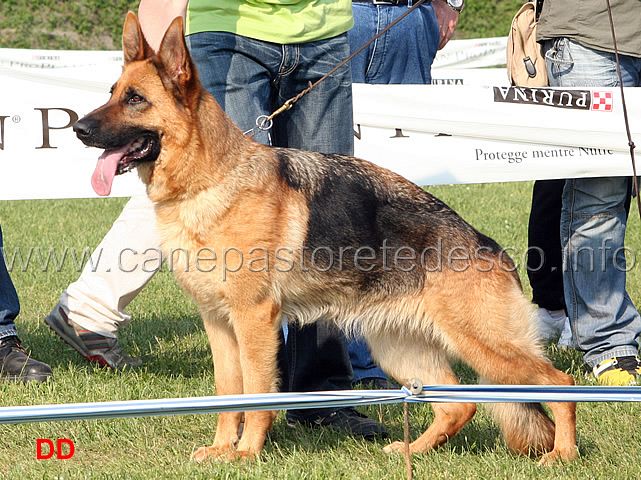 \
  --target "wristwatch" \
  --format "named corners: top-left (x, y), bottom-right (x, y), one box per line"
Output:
top-left (445, 0), bottom-right (464, 13)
